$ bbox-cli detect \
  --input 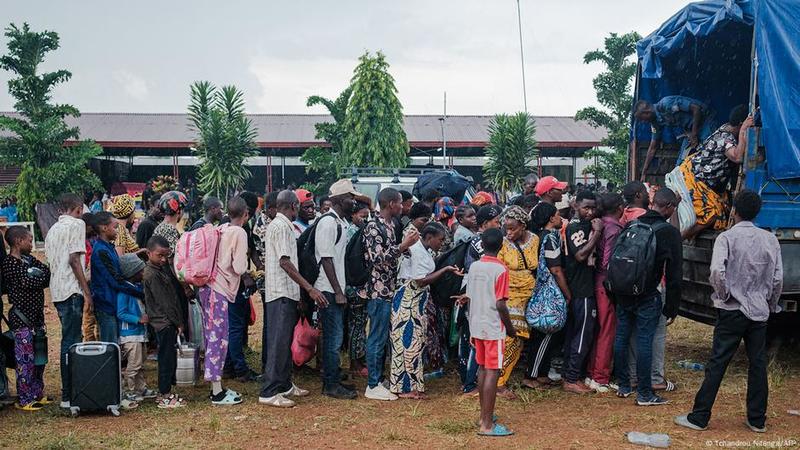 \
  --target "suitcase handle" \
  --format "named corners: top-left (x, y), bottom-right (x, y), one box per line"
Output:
top-left (72, 341), bottom-right (111, 355)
